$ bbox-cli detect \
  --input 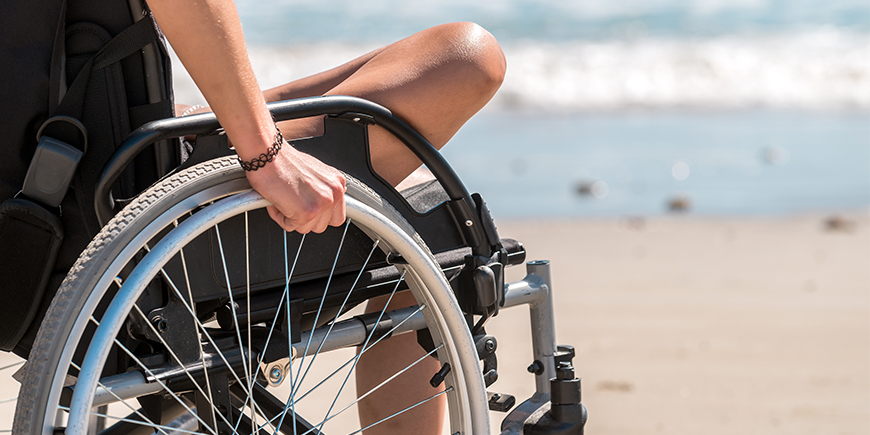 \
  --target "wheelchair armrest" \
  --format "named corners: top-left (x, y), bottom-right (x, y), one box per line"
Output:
top-left (96, 95), bottom-right (498, 256)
